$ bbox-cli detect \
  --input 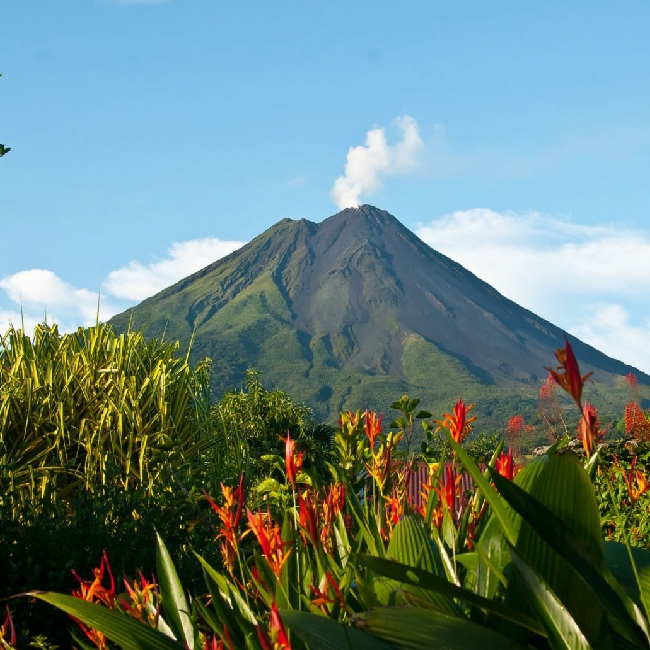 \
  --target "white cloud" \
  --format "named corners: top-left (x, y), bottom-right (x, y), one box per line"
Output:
top-left (0, 269), bottom-right (118, 332)
top-left (0, 236), bottom-right (245, 335)
top-left (330, 115), bottom-right (423, 209)
top-left (570, 304), bottom-right (650, 375)
top-left (104, 237), bottom-right (245, 301)
top-left (414, 209), bottom-right (650, 373)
